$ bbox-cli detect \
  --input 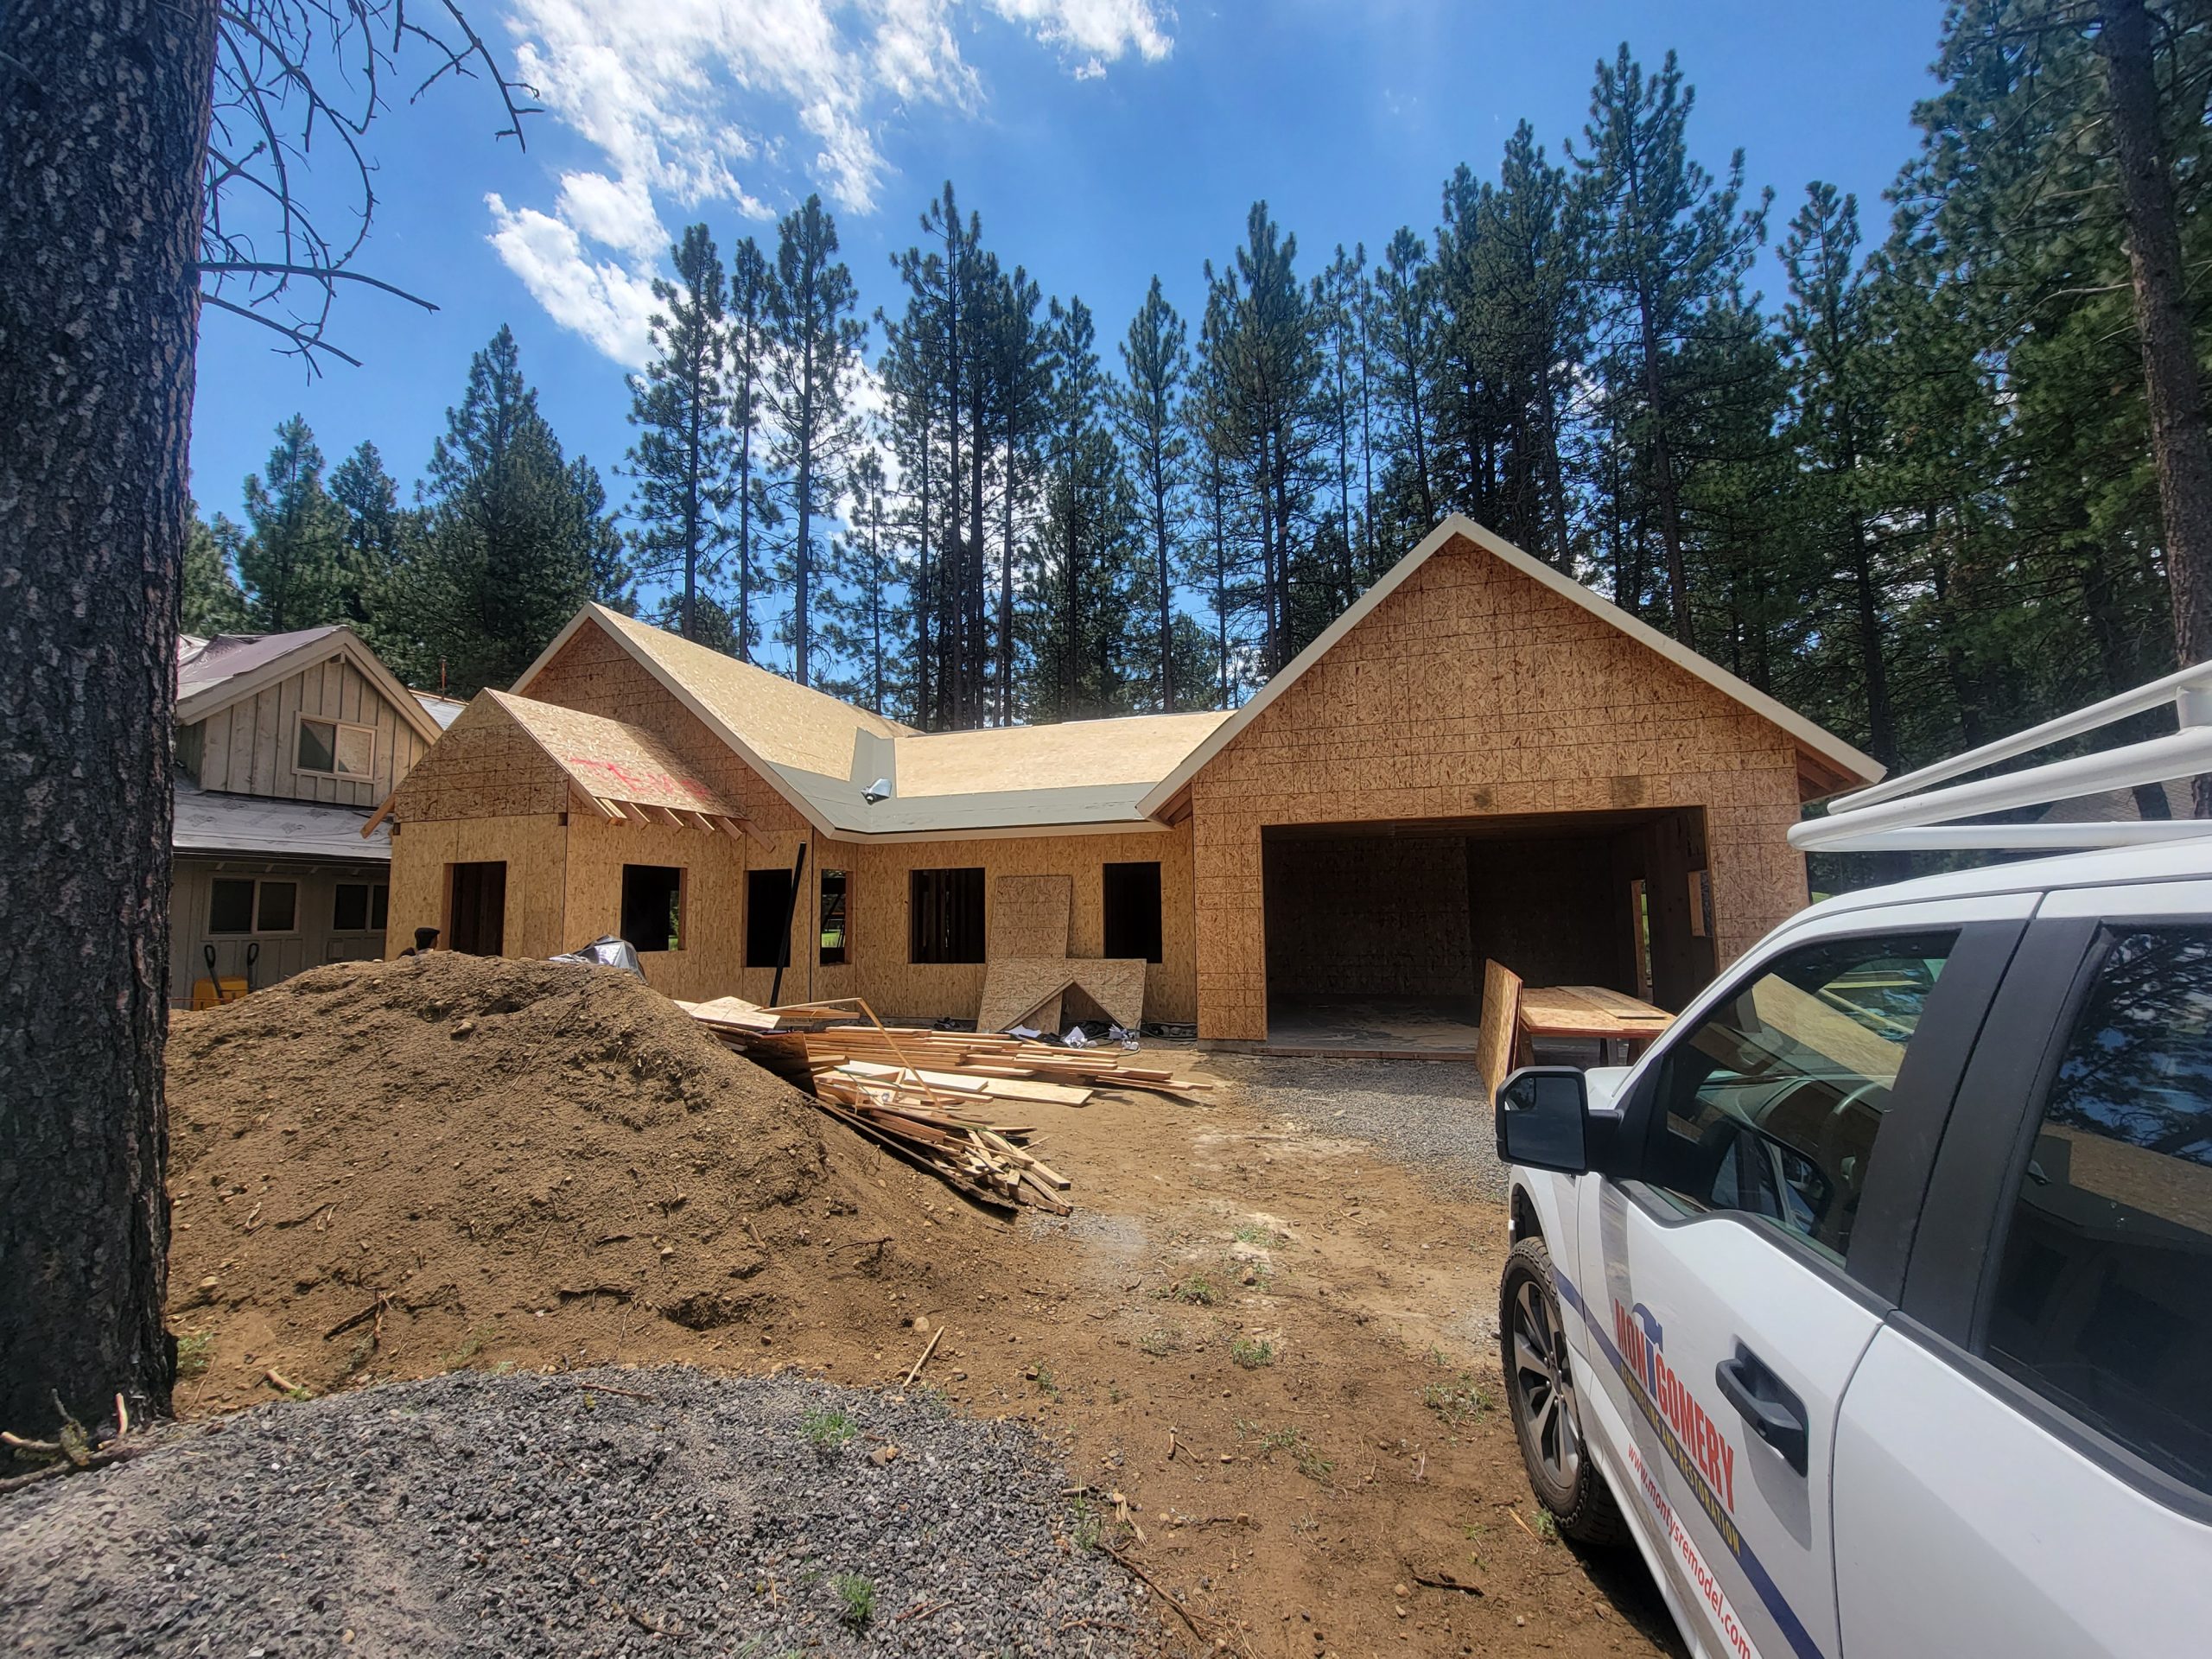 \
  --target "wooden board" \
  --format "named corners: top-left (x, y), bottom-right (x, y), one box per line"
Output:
top-left (836, 1058), bottom-right (1093, 1106)
top-left (977, 956), bottom-right (1083, 1034)
top-left (1478, 958), bottom-right (1522, 1103)
top-left (1516, 984), bottom-right (1674, 1041)
top-left (987, 874), bottom-right (1073, 957)
top-left (1570, 983), bottom-right (1674, 1023)
top-left (1062, 957), bottom-right (1147, 1030)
